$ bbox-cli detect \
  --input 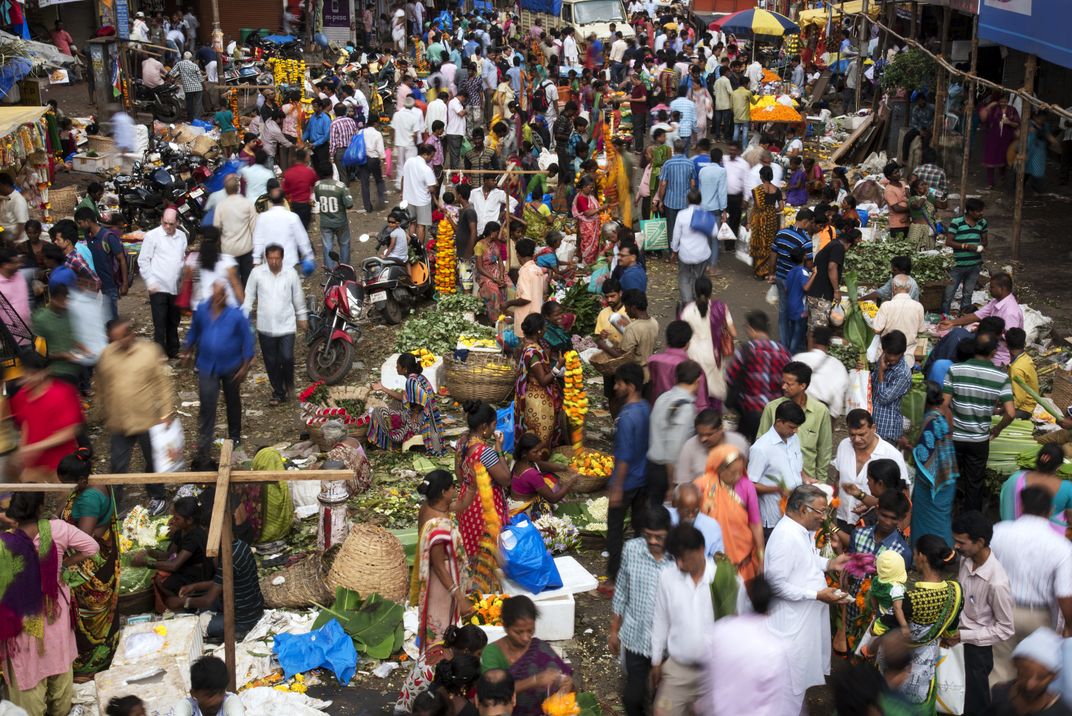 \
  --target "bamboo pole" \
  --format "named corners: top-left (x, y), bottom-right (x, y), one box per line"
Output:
top-left (958, 14), bottom-right (979, 215)
top-left (932, 6), bottom-right (952, 147)
top-left (1, 469), bottom-right (354, 491)
top-left (1012, 55), bottom-right (1037, 261)
top-left (212, 441), bottom-right (236, 689)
